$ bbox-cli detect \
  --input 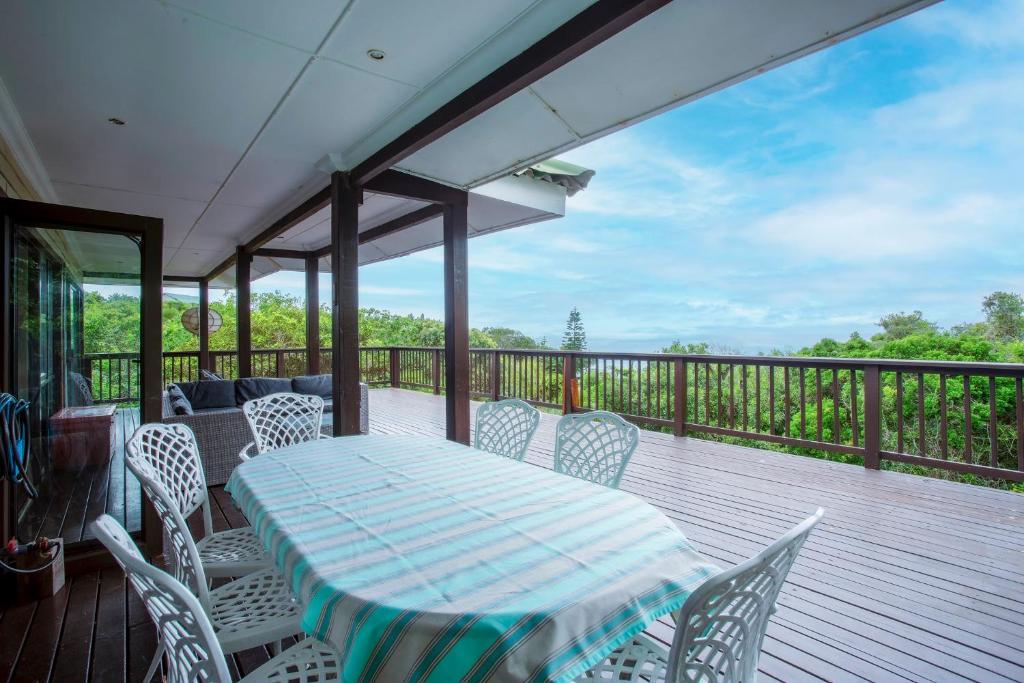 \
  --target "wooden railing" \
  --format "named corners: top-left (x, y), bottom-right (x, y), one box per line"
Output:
top-left (83, 347), bottom-right (1024, 482)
